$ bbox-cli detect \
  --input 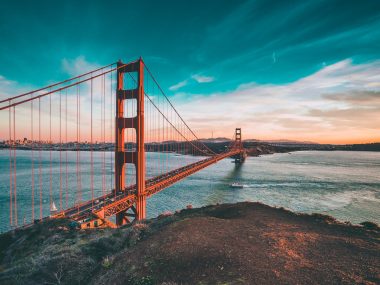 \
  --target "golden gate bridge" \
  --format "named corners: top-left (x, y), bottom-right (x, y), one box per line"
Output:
top-left (0, 58), bottom-right (246, 230)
